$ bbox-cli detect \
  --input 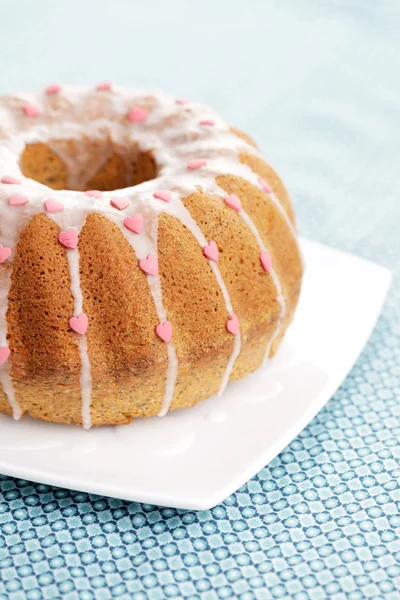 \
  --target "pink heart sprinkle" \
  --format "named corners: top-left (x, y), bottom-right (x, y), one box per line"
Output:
top-left (1, 175), bottom-right (21, 185)
top-left (0, 244), bottom-right (11, 264)
top-left (139, 254), bottom-right (158, 276)
top-left (128, 106), bottom-right (148, 123)
top-left (96, 81), bottom-right (112, 91)
top-left (258, 176), bottom-right (272, 194)
top-left (203, 240), bottom-right (219, 262)
top-left (45, 83), bottom-right (61, 95)
top-left (44, 198), bottom-right (64, 213)
top-left (175, 98), bottom-right (189, 105)
top-left (226, 314), bottom-right (239, 335)
top-left (224, 194), bottom-right (242, 212)
top-left (153, 190), bottom-right (172, 203)
top-left (260, 251), bottom-right (272, 273)
top-left (8, 193), bottom-right (29, 206)
top-left (199, 119), bottom-right (215, 126)
top-left (111, 197), bottom-right (130, 211)
top-left (85, 190), bottom-right (102, 198)
top-left (187, 159), bottom-right (207, 170)
top-left (69, 313), bottom-right (88, 335)
top-left (0, 346), bottom-right (10, 366)
top-left (22, 102), bottom-right (40, 118)
top-left (58, 228), bottom-right (78, 250)
top-left (124, 214), bottom-right (143, 234)
top-left (155, 320), bottom-right (172, 343)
